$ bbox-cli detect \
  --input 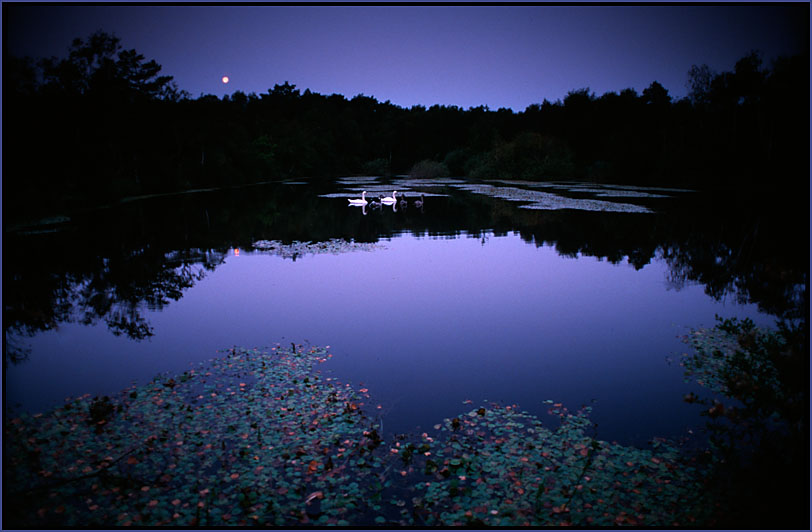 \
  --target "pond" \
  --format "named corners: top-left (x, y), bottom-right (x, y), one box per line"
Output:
top-left (3, 176), bottom-right (805, 451)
